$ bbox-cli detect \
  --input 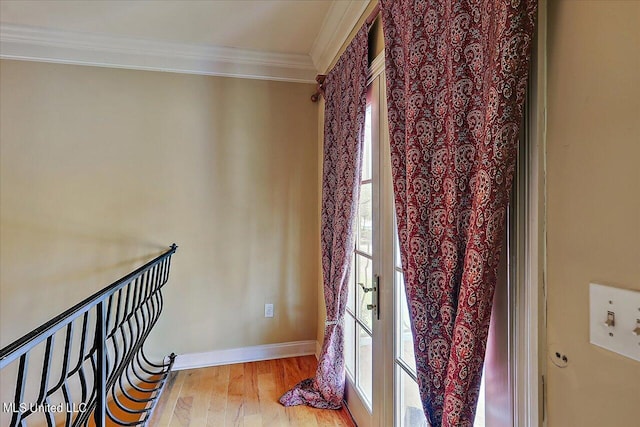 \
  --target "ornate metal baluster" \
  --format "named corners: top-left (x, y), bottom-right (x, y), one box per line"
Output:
top-left (95, 301), bottom-right (107, 426)
top-left (34, 336), bottom-right (55, 427)
top-left (9, 354), bottom-right (28, 427)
